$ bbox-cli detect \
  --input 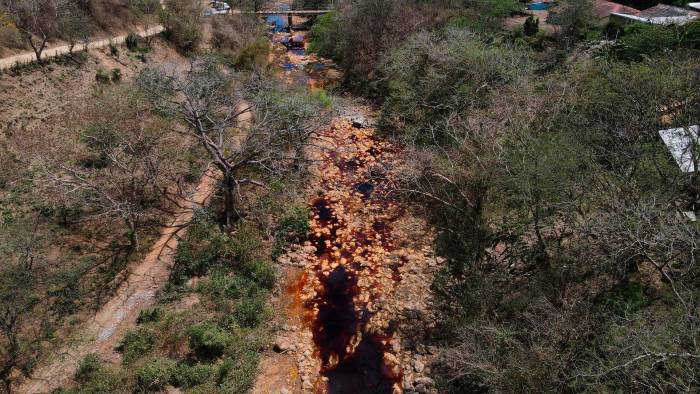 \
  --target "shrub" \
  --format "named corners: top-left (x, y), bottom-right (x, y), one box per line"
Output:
top-left (232, 39), bottom-right (270, 71)
top-left (187, 323), bottom-right (231, 359)
top-left (73, 354), bottom-right (121, 393)
top-left (170, 363), bottom-right (212, 388)
top-left (117, 328), bottom-right (155, 364)
top-left (111, 68), bottom-right (122, 83)
top-left (273, 206), bottom-right (310, 256)
top-left (380, 27), bottom-right (531, 144)
top-left (198, 273), bottom-right (254, 300)
top-left (0, 25), bottom-right (25, 49)
top-left (135, 358), bottom-right (175, 391)
top-left (95, 69), bottom-right (111, 83)
top-left (125, 32), bottom-right (139, 51)
top-left (75, 354), bottom-right (103, 383)
top-left (211, 14), bottom-right (267, 69)
top-left (160, 0), bottom-right (203, 52)
top-left (602, 21), bottom-right (700, 61)
top-left (217, 352), bottom-right (260, 393)
top-left (137, 307), bottom-right (162, 325)
top-left (233, 294), bottom-right (271, 328)
top-left (109, 41), bottom-right (119, 56)
top-left (524, 16), bottom-right (539, 37)
top-left (307, 10), bottom-right (343, 61)
top-left (241, 260), bottom-right (276, 290)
